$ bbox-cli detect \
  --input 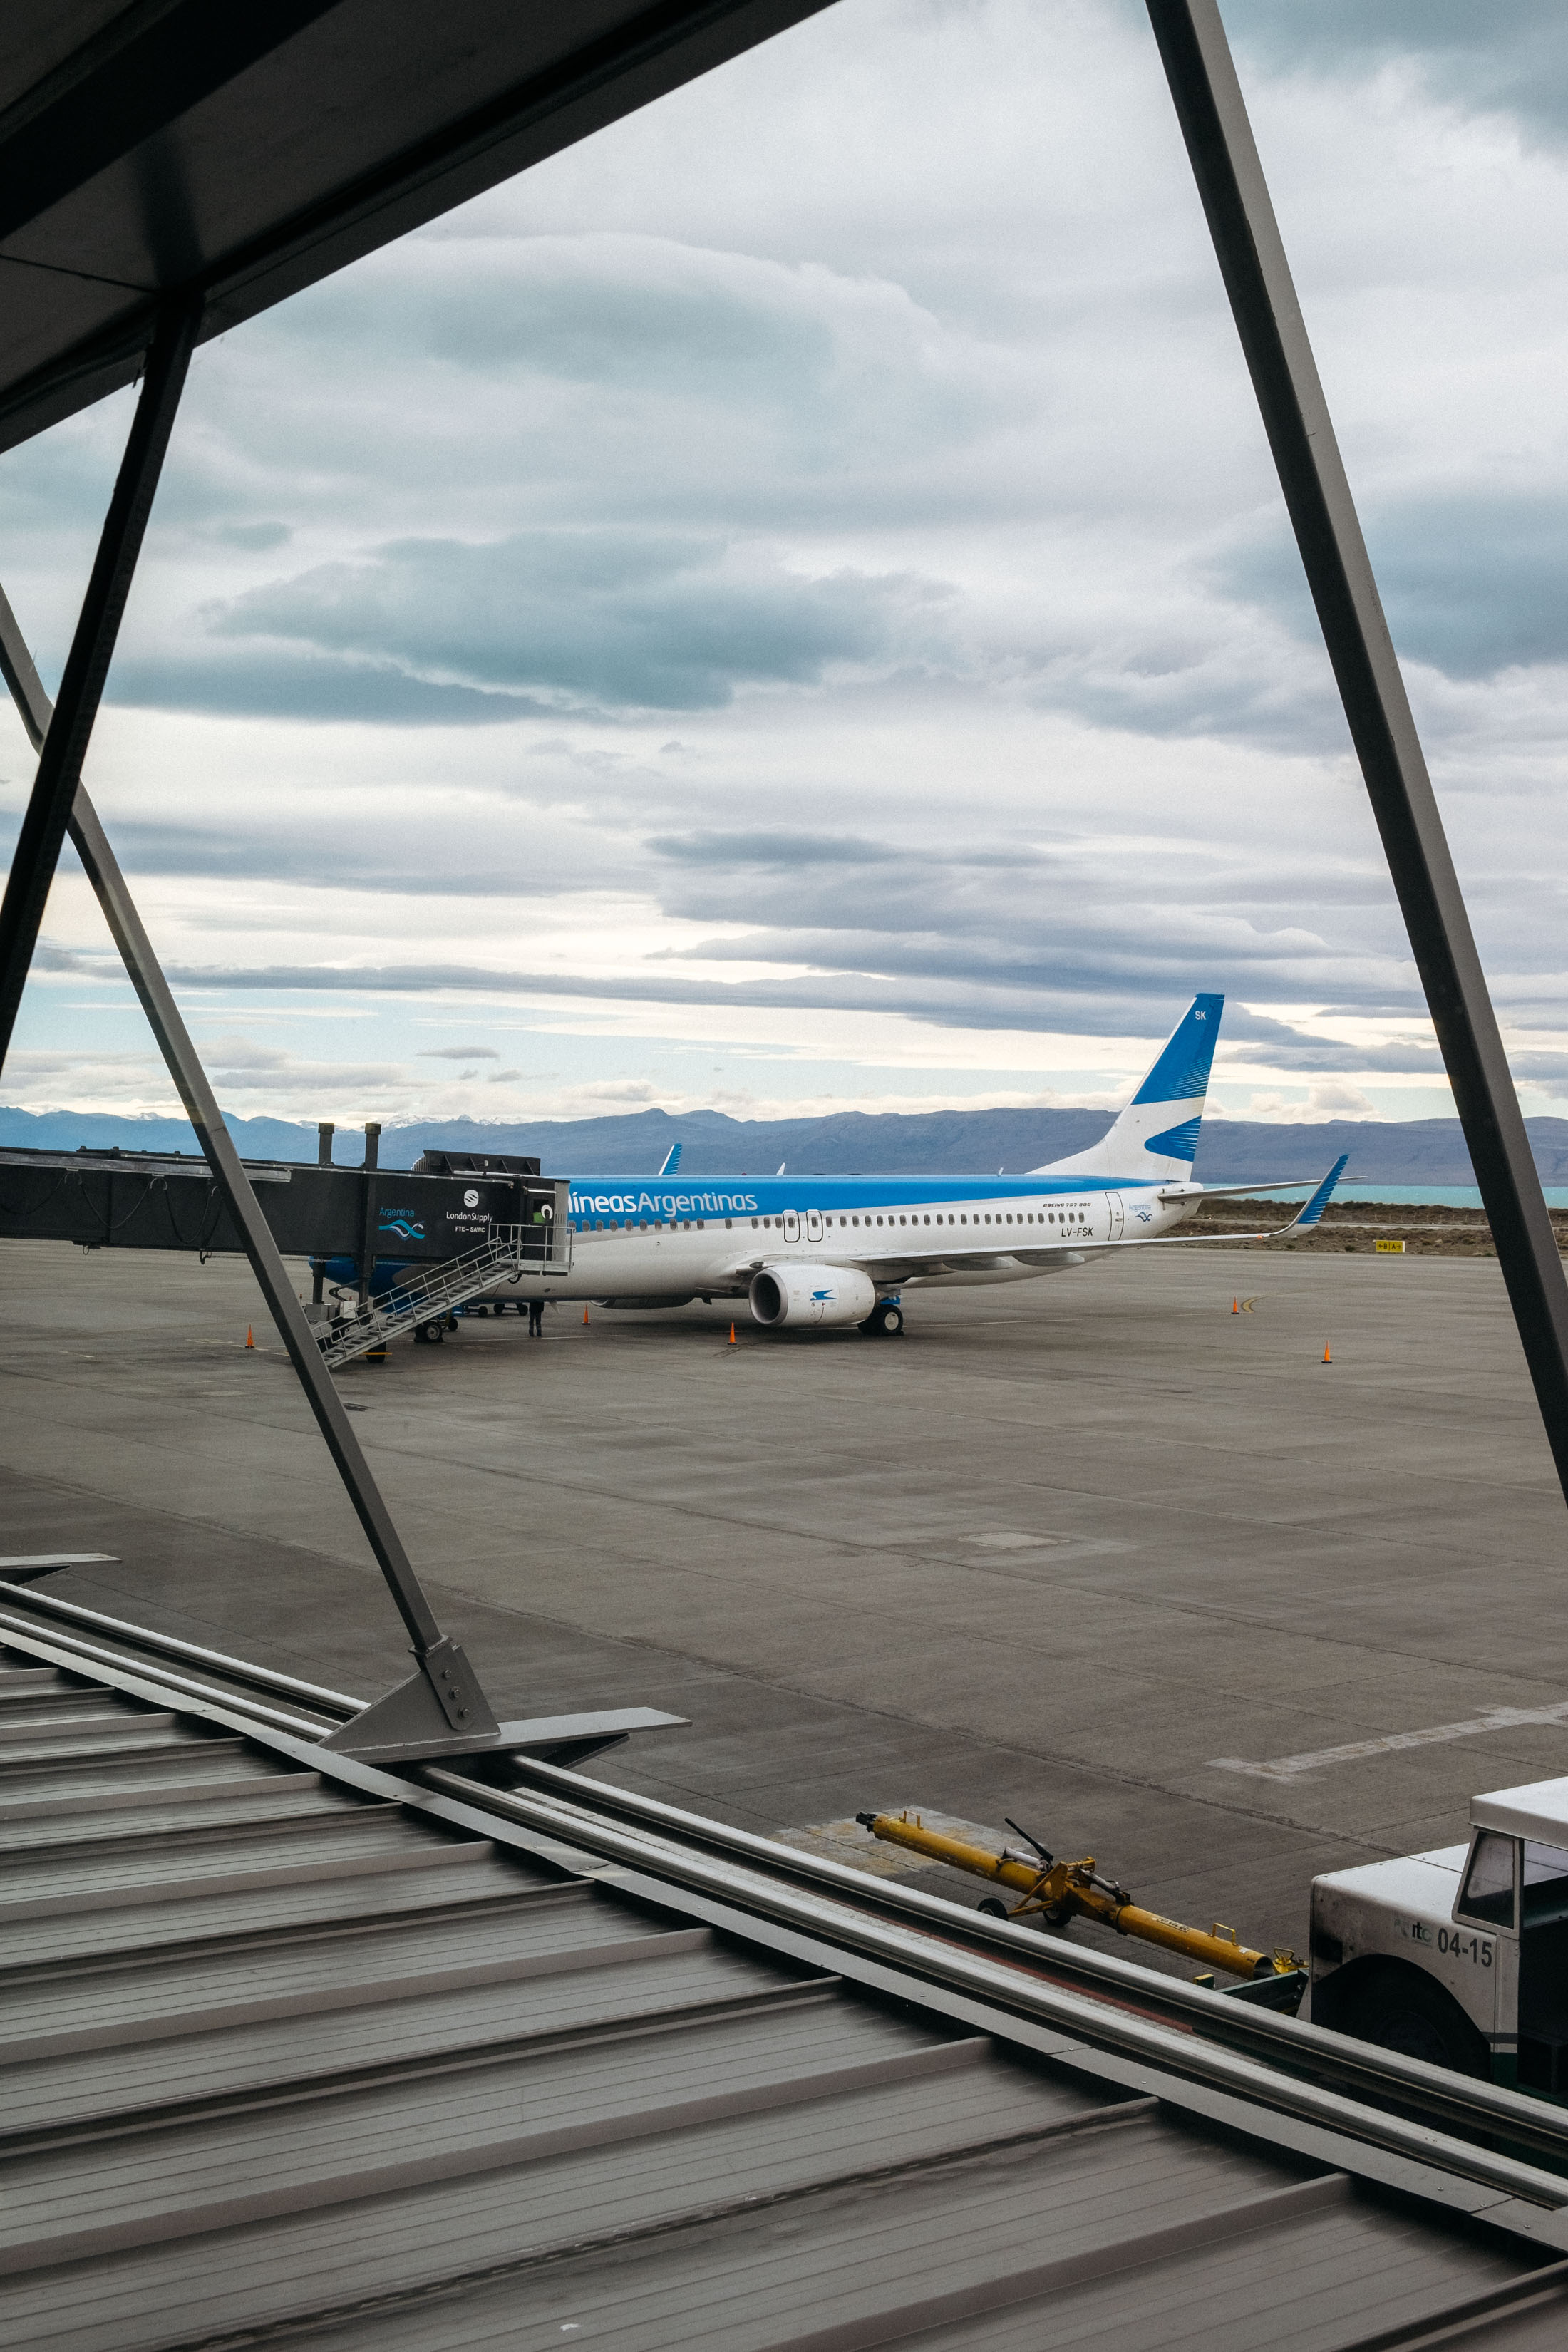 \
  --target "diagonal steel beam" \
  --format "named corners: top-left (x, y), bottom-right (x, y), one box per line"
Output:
top-left (0, 301), bottom-right (197, 1069)
top-left (0, 542), bottom-right (499, 1752)
top-left (1147, 0), bottom-right (1568, 1505)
